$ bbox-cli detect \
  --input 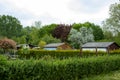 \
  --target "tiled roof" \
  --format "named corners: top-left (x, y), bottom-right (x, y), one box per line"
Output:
top-left (82, 42), bottom-right (115, 48)
top-left (44, 43), bottom-right (65, 48)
